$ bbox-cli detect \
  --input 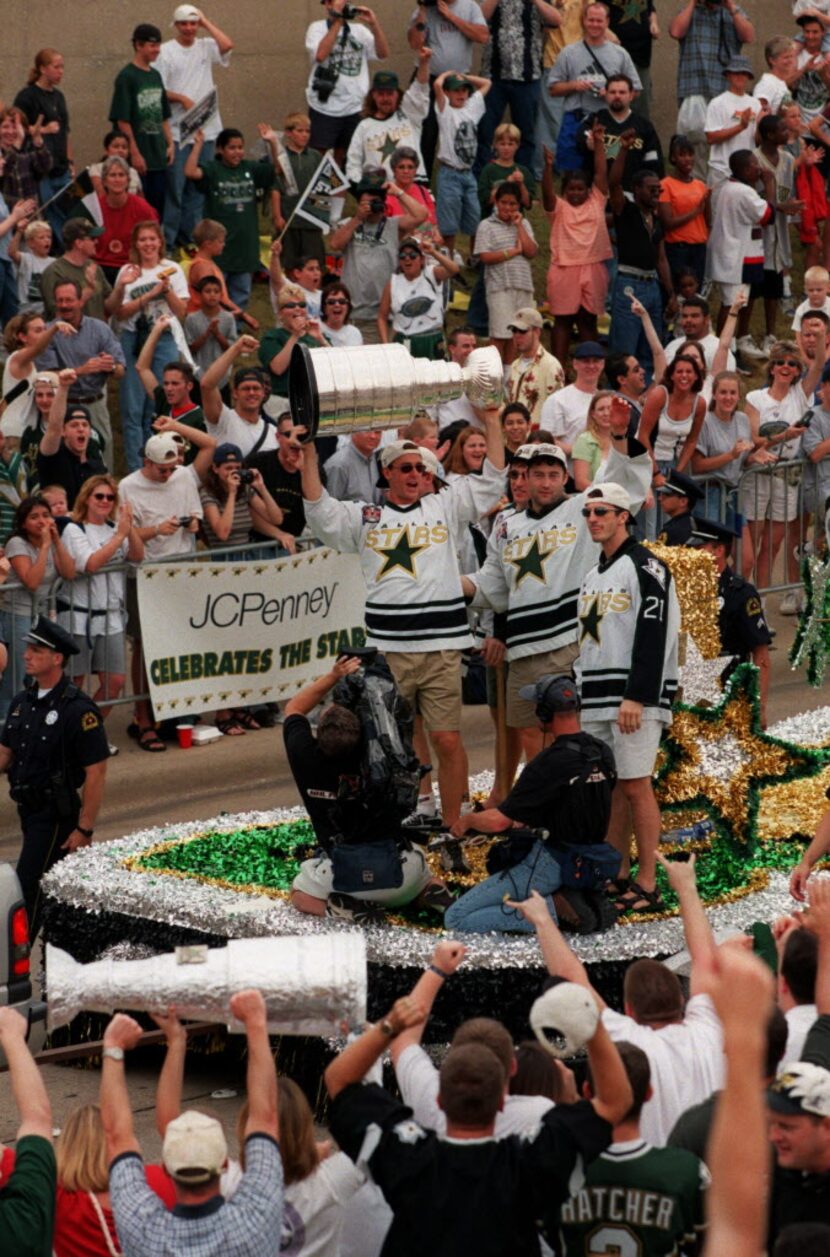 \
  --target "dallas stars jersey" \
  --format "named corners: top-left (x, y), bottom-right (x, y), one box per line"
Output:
top-left (471, 443), bottom-right (652, 660)
top-left (304, 460), bottom-right (505, 652)
top-left (558, 1139), bottom-right (709, 1257)
top-left (575, 537), bottom-right (680, 723)
top-left (345, 79), bottom-right (430, 183)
